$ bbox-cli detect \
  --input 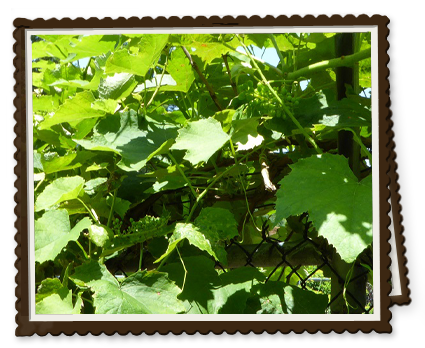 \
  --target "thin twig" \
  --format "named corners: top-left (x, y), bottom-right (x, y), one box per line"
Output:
top-left (222, 54), bottom-right (238, 96)
top-left (181, 46), bottom-right (223, 111)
